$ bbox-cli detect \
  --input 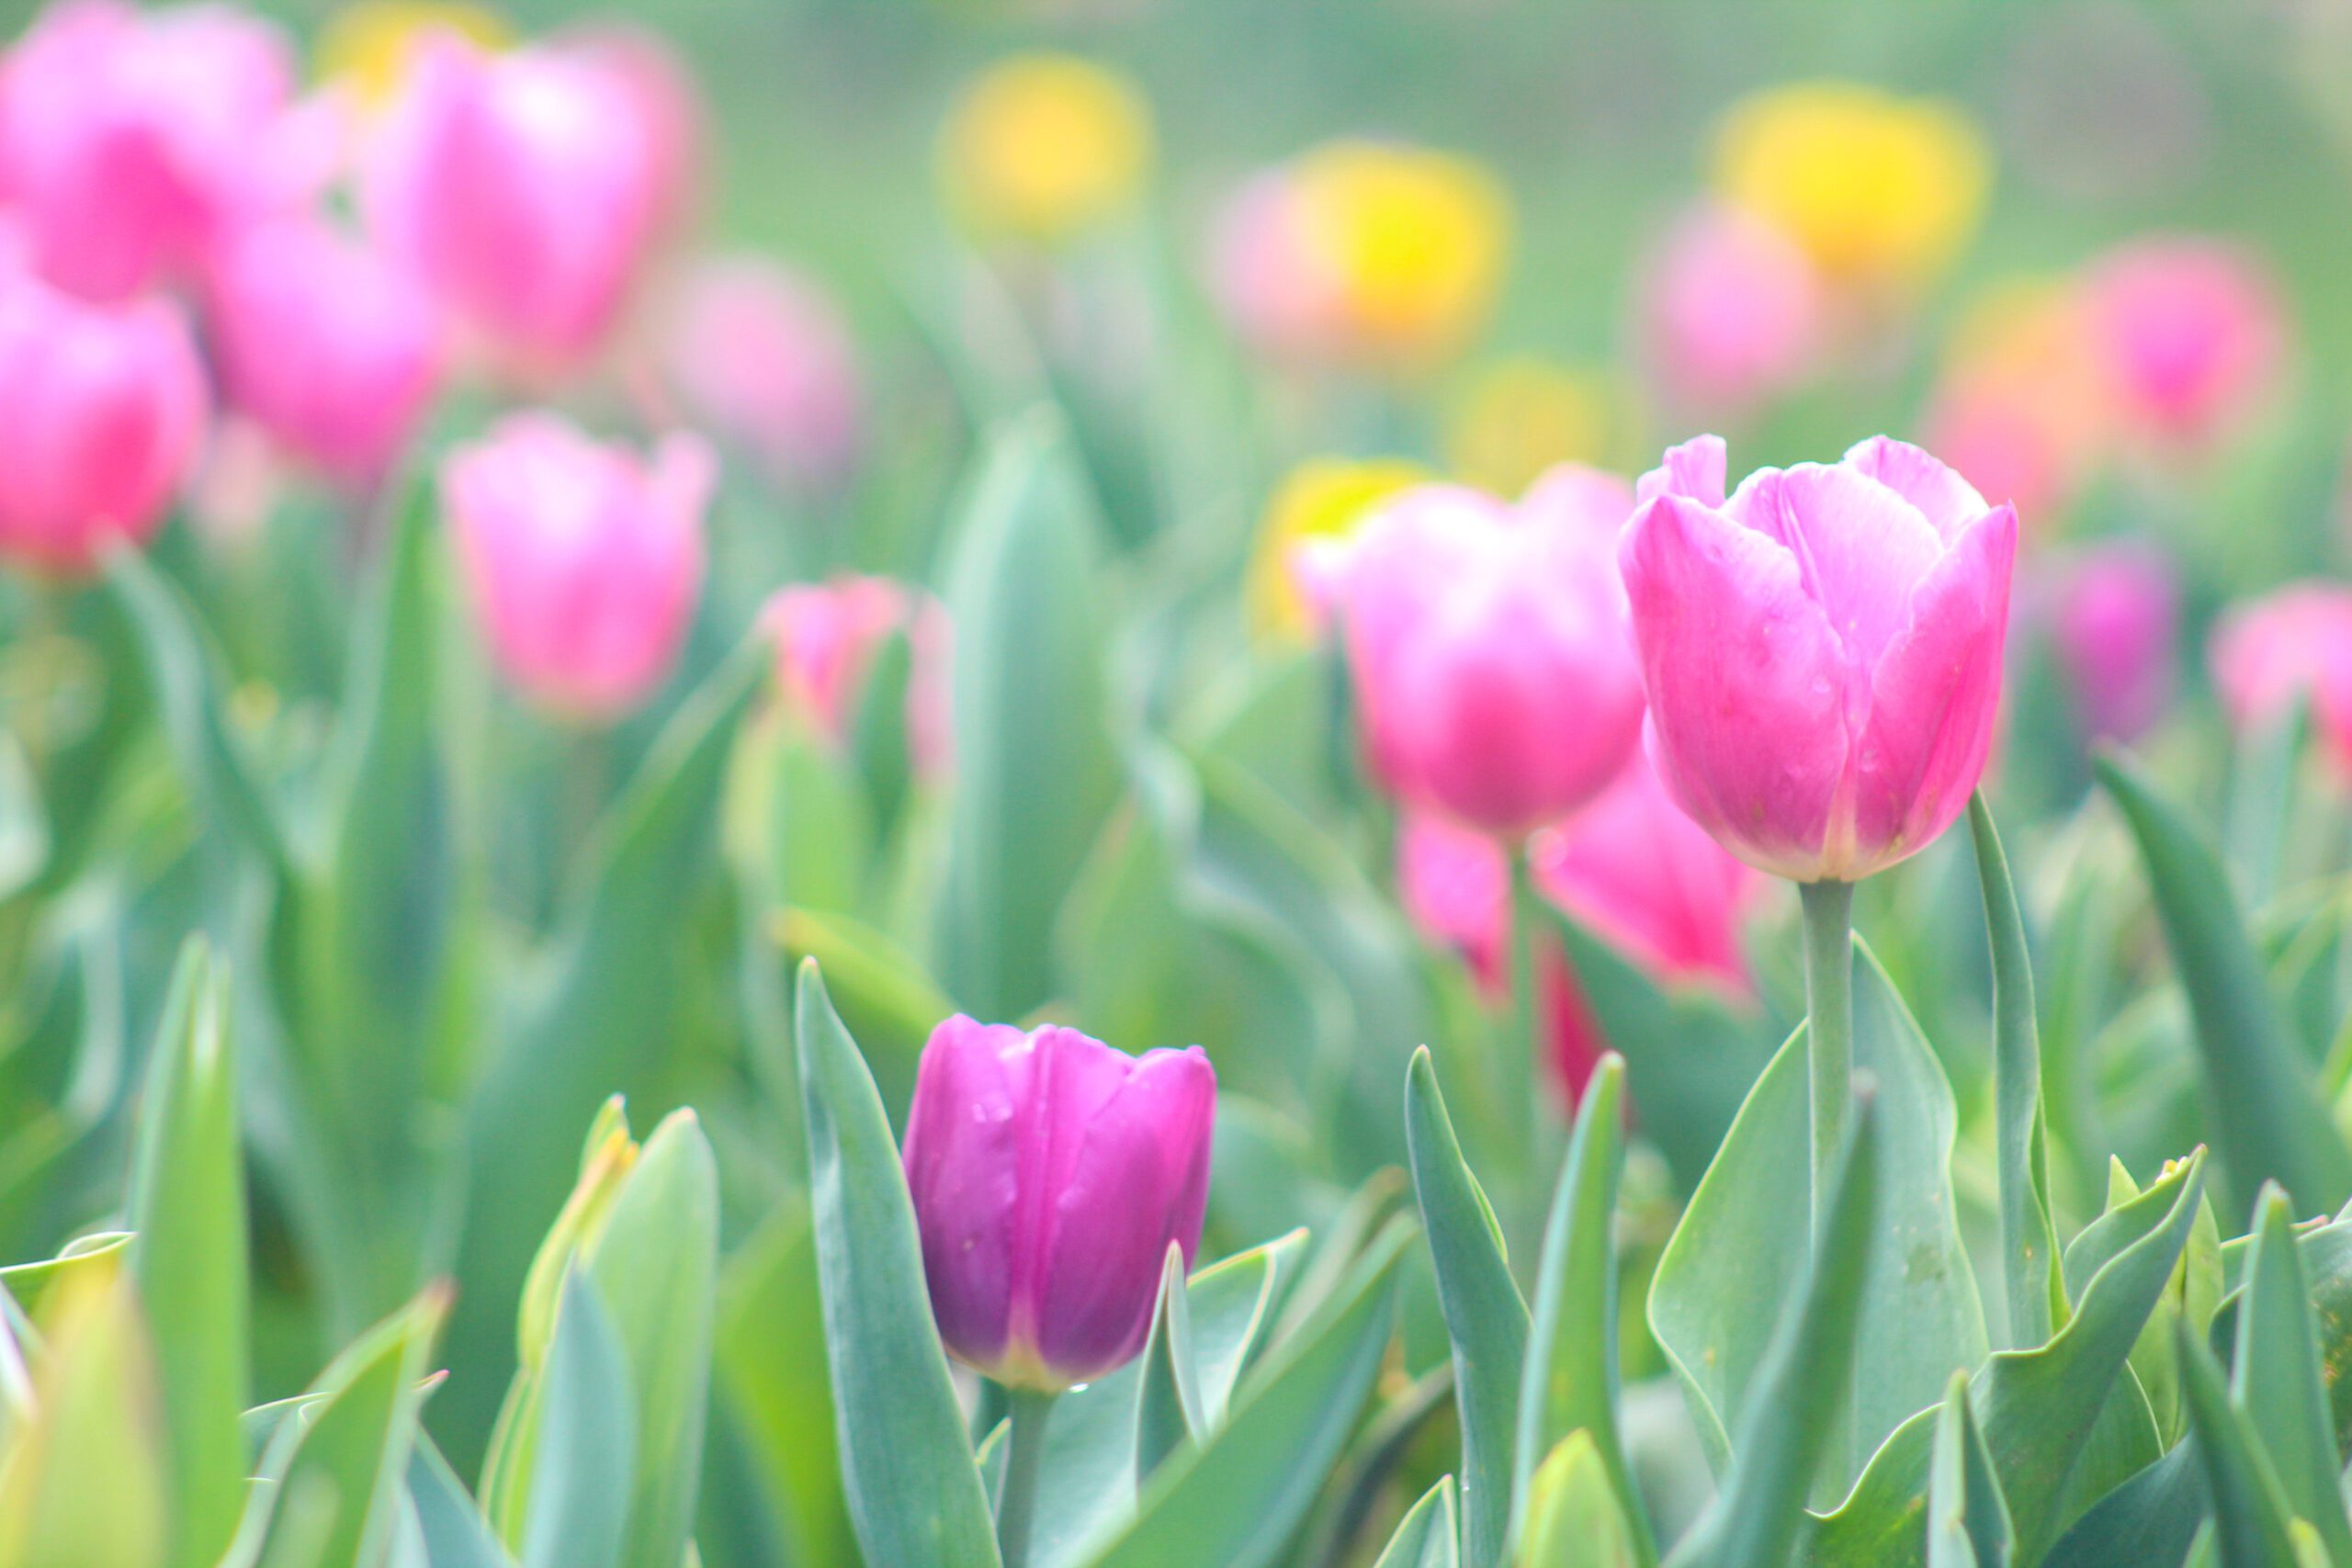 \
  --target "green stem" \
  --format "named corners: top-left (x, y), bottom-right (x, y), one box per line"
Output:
top-left (996, 1387), bottom-right (1058, 1568)
top-left (1507, 842), bottom-right (1544, 1169)
top-left (1799, 878), bottom-right (1856, 1249)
